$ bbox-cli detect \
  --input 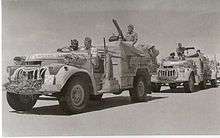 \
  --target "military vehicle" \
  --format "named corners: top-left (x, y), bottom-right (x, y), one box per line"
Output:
top-left (151, 47), bottom-right (218, 93)
top-left (4, 19), bottom-right (159, 114)
top-left (217, 62), bottom-right (220, 80)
